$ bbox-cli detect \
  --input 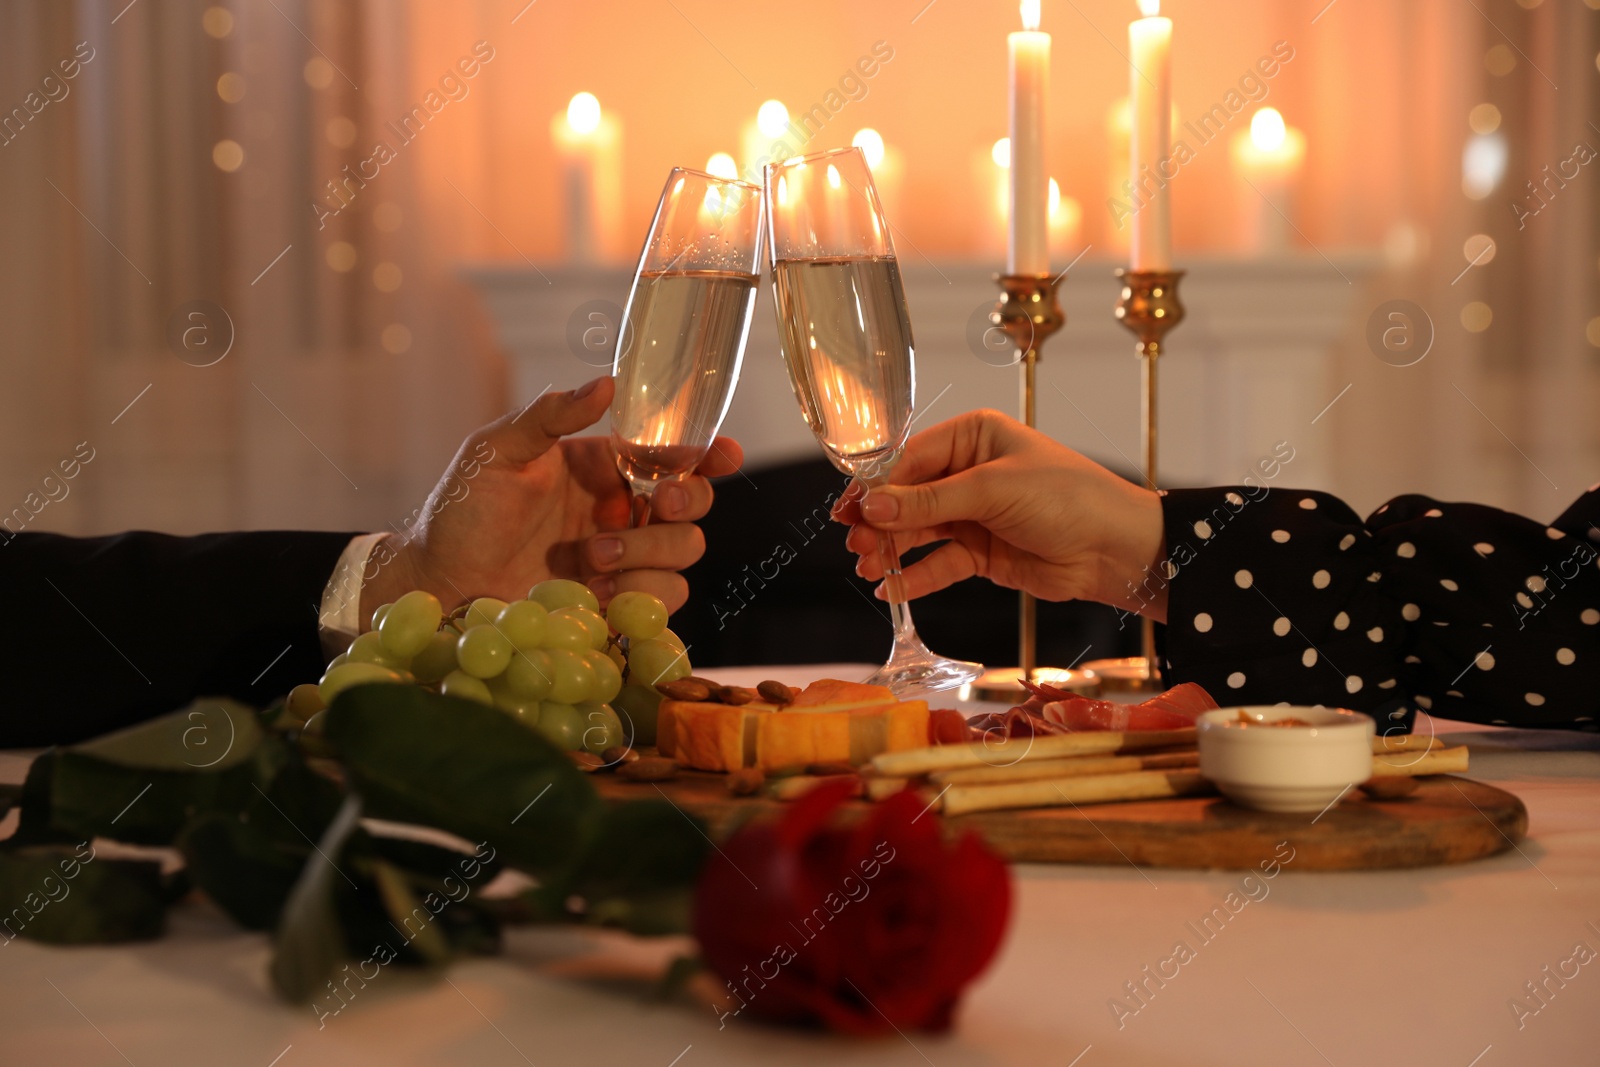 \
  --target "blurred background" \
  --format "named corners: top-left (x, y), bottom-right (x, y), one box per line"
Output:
top-left (2, 0), bottom-right (1596, 669)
